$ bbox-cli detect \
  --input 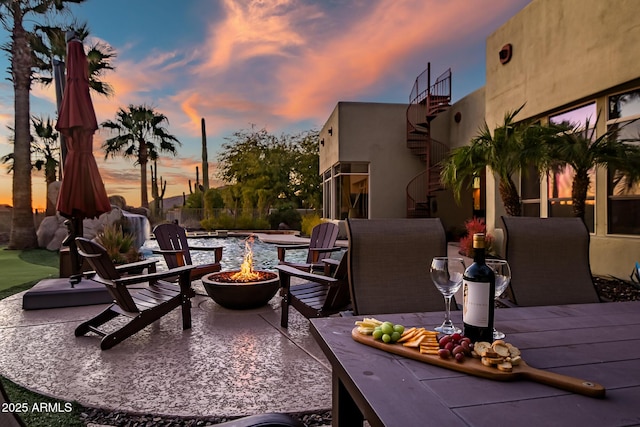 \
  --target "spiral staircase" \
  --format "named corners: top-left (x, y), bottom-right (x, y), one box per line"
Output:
top-left (406, 64), bottom-right (451, 218)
